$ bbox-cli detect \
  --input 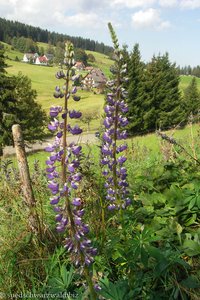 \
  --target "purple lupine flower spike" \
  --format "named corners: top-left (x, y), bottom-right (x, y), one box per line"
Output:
top-left (101, 23), bottom-right (131, 211)
top-left (46, 41), bottom-right (97, 295)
